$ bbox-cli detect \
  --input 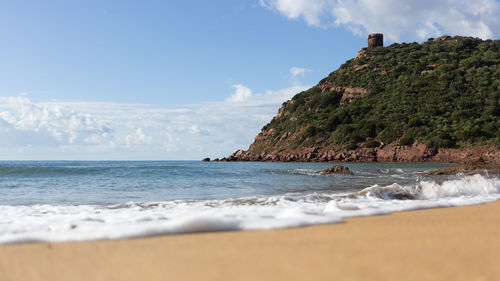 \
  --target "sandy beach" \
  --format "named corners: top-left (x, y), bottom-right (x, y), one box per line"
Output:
top-left (1, 201), bottom-right (500, 281)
